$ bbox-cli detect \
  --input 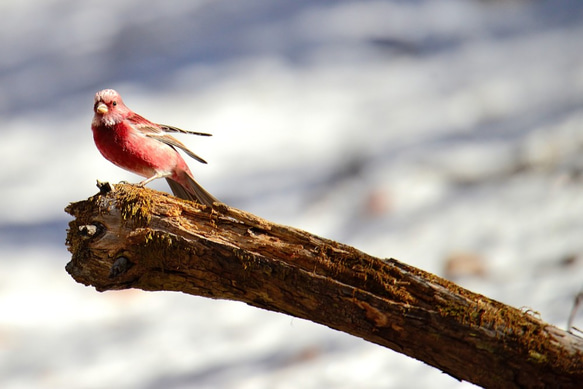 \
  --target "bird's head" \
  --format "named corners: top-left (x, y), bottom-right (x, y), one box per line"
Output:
top-left (93, 89), bottom-right (130, 126)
